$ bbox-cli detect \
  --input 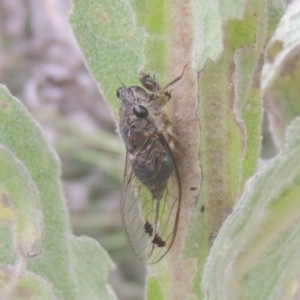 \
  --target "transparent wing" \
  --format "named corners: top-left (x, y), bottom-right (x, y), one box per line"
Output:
top-left (120, 136), bottom-right (181, 264)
